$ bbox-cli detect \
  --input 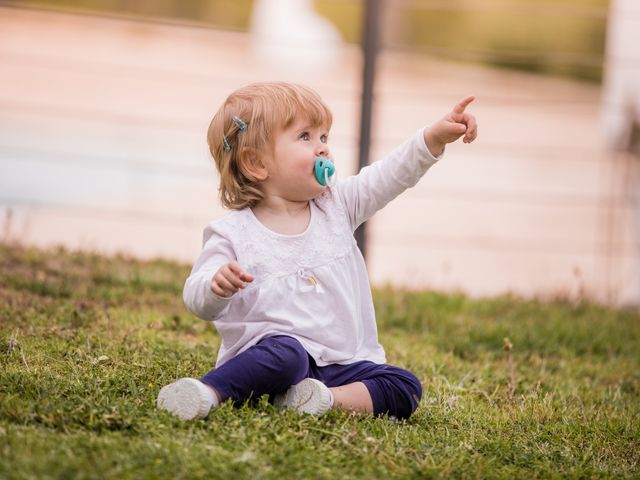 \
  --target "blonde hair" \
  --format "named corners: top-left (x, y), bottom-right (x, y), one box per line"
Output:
top-left (207, 81), bottom-right (333, 210)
